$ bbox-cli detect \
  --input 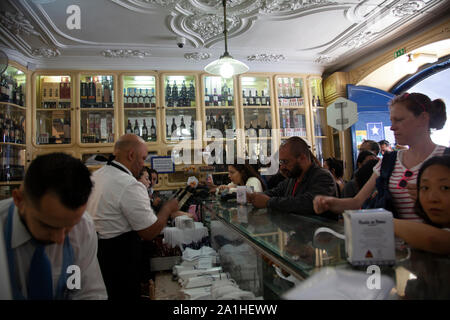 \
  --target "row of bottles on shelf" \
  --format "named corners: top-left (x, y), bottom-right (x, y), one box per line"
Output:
top-left (0, 145), bottom-right (25, 182)
top-left (311, 95), bottom-right (322, 107)
top-left (37, 114), bottom-right (71, 145)
top-left (205, 113), bottom-right (234, 137)
top-left (124, 88), bottom-right (156, 108)
top-left (80, 76), bottom-right (114, 108)
top-left (1, 74), bottom-right (25, 106)
top-left (204, 83), bottom-right (233, 107)
top-left (280, 109), bottom-right (306, 137)
top-left (277, 78), bottom-right (303, 107)
top-left (82, 112), bottom-right (114, 143)
top-left (244, 120), bottom-right (272, 137)
top-left (313, 110), bottom-right (324, 137)
top-left (242, 89), bottom-right (270, 107)
top-left (41, 77), bottom-right (71, 104)
top-left (0, 112), bottom-right (25, 144)
top-left (165, 80), bottom-right (196, 107)
top-left (166, 116), bottom-right (195, 139)
top-left (41, 101), bottom-right (71, 109)
top-left (126, 119), bottom-right (157, 142)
